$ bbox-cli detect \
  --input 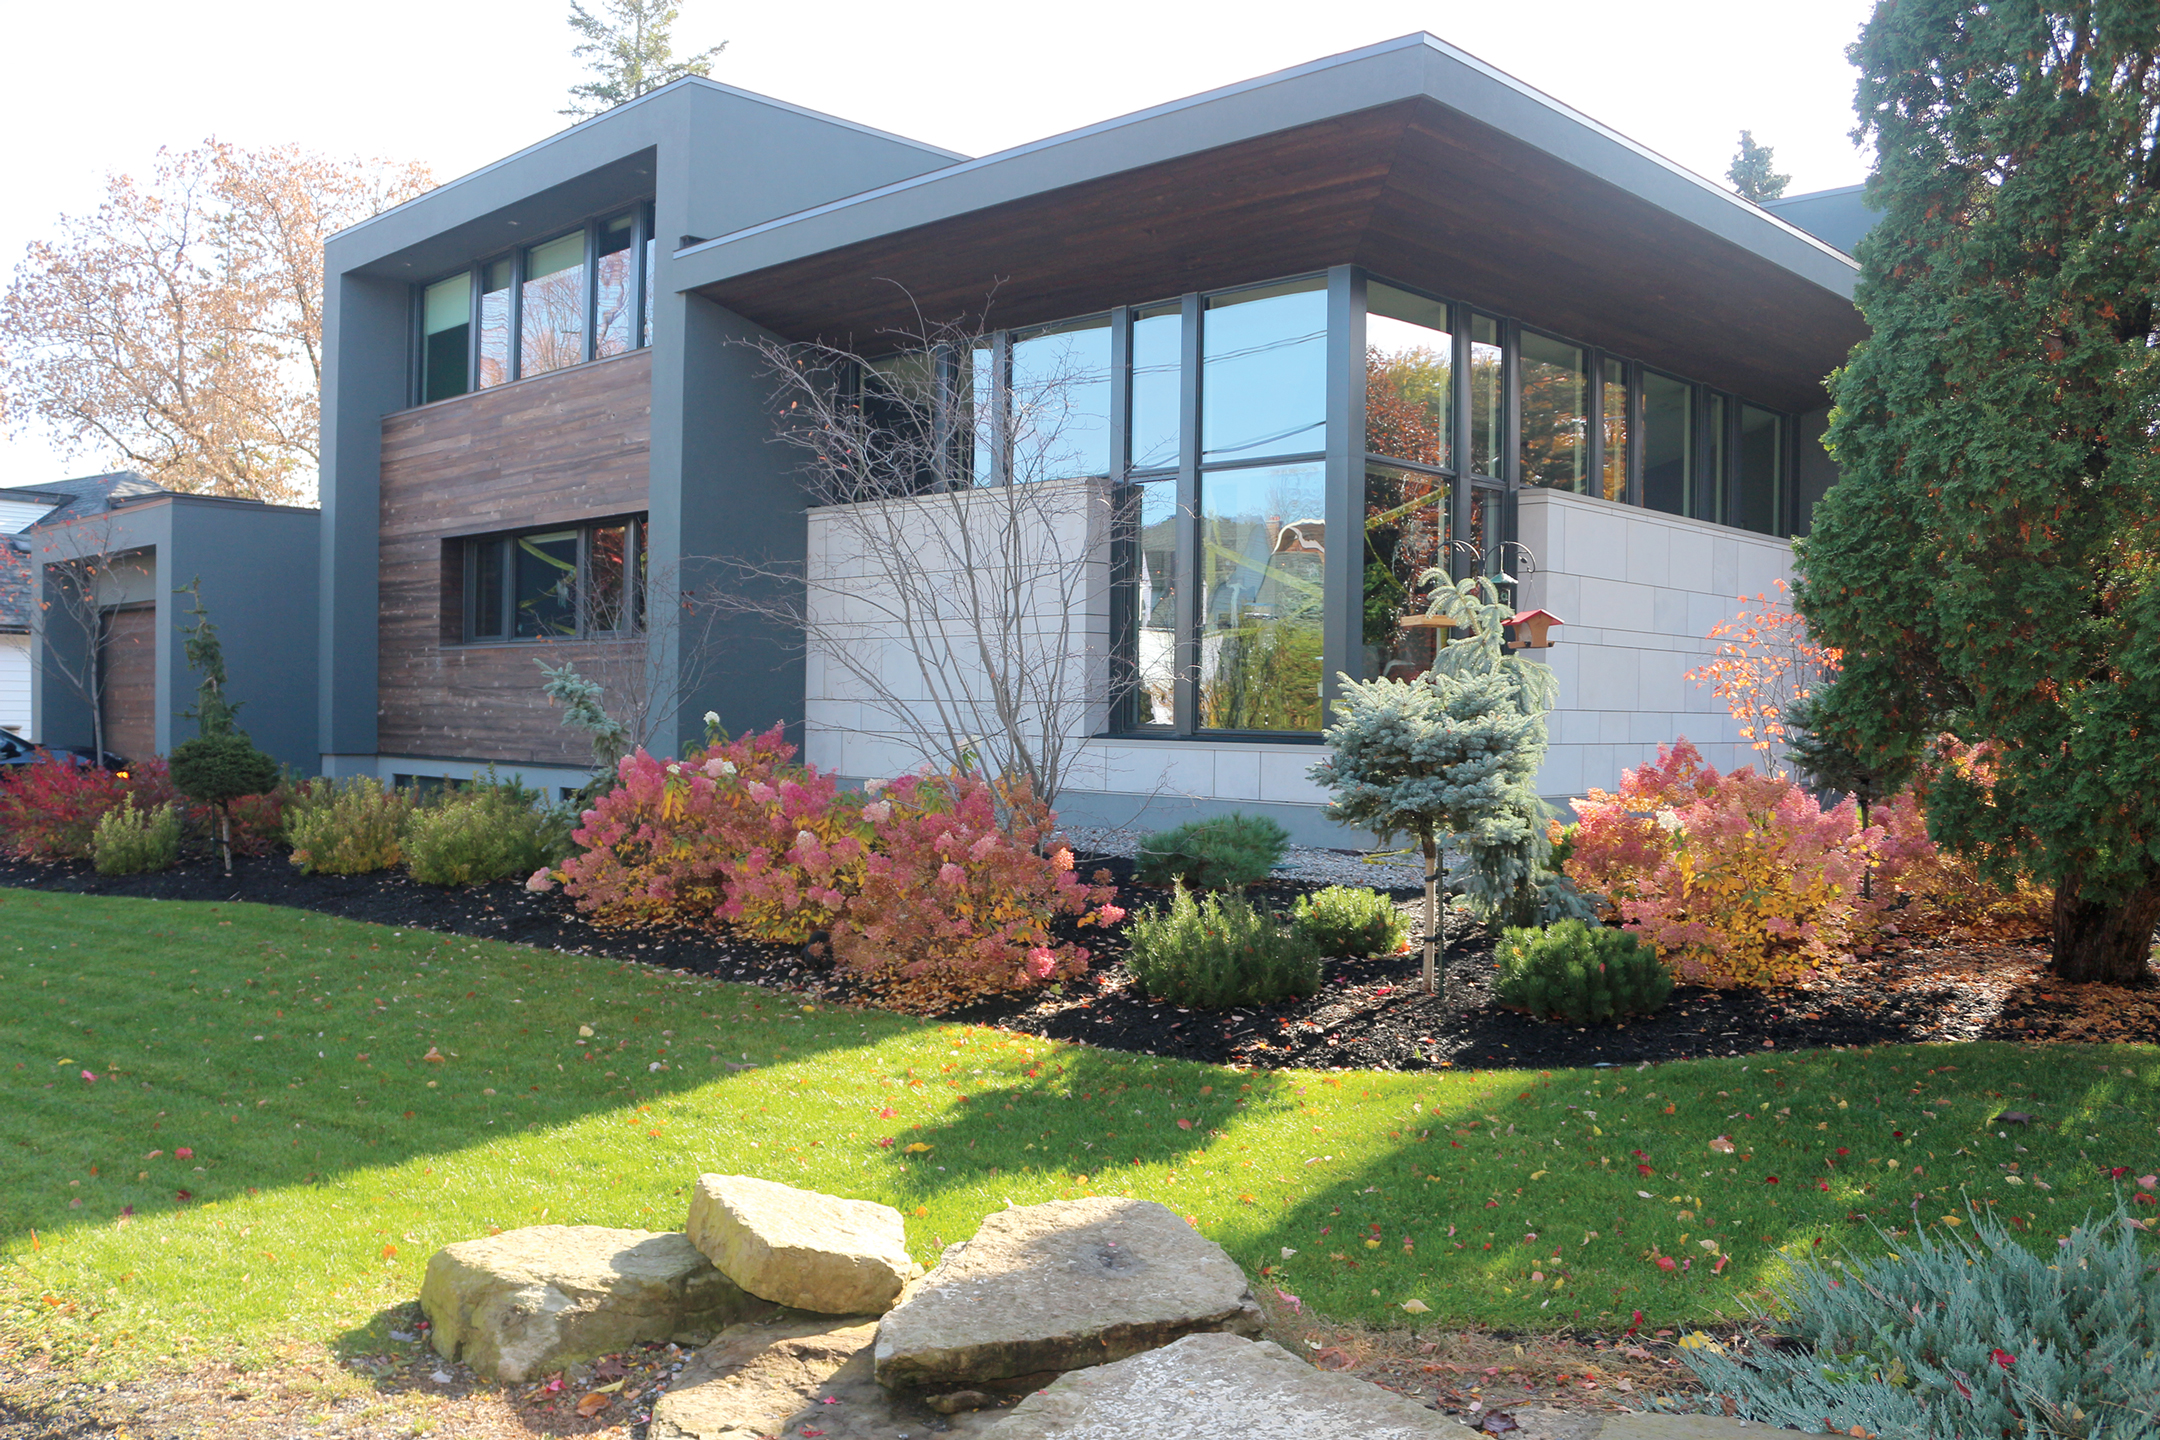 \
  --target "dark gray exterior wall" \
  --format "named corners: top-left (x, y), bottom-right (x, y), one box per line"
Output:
top-left (318, 79), bottom-right (960, 770)
top-left (1763, 185), bottom-right (1879, 258)
top-left (30, 497), bottom-right (320, 771)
